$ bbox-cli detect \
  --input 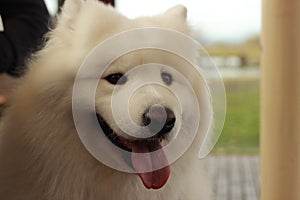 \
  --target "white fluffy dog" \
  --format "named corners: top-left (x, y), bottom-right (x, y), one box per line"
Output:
top-left (0, 0), bottom-right (213, 199)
